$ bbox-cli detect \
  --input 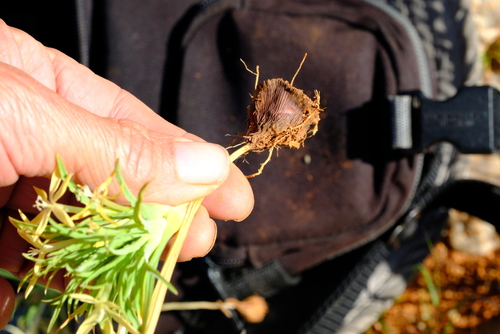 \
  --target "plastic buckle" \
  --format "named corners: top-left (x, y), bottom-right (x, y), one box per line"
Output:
top-left (390, 86), bottom-right (500, 153)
